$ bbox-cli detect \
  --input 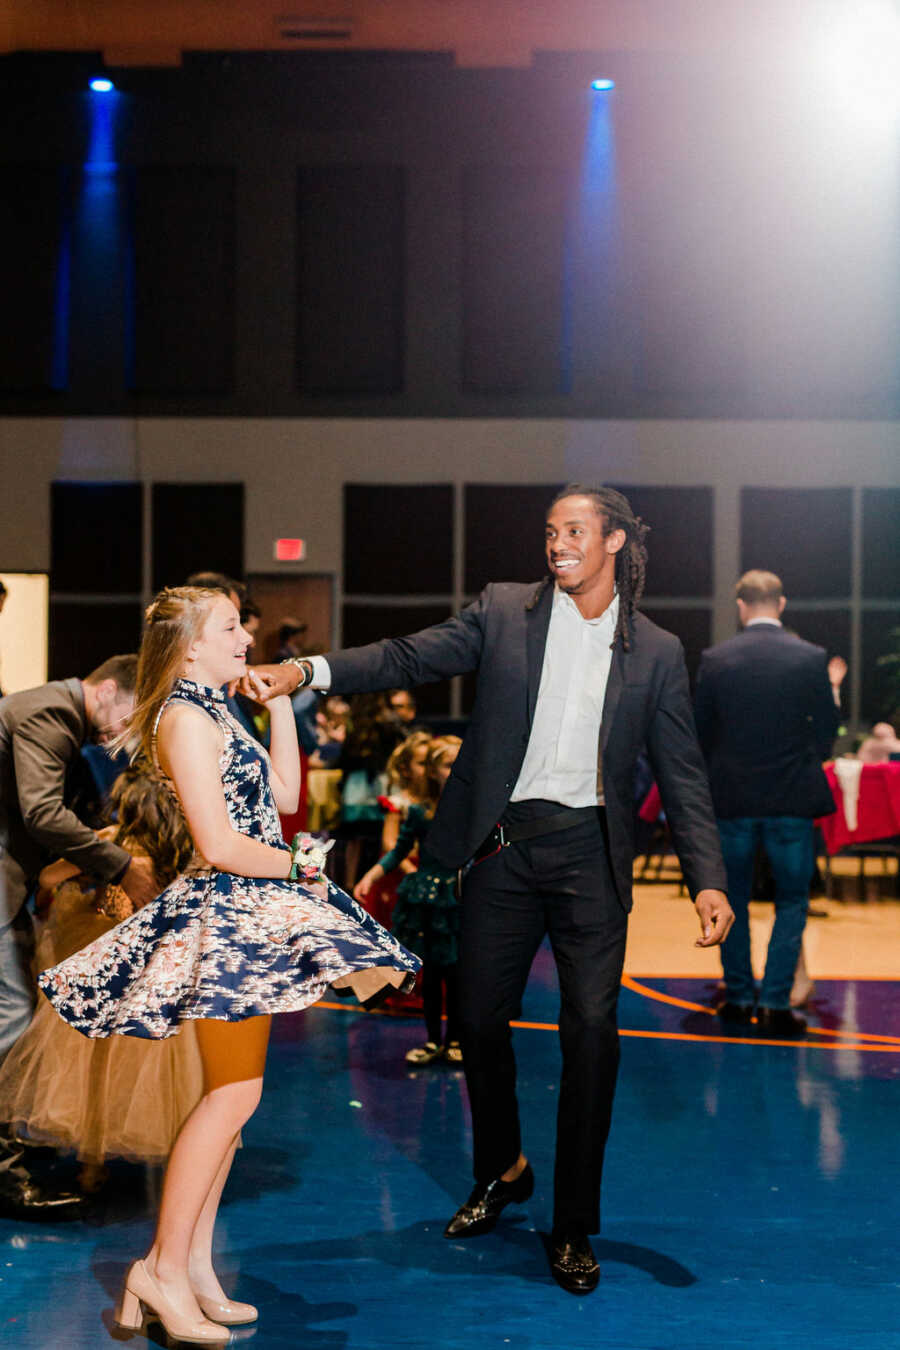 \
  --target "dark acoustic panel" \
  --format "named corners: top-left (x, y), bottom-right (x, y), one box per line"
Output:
top-left (862, 488), bottom-right (900, 599)
top-left (785, 608), bottom-right (852, 719)
top-left (49, 601), bottom-right (142, 681)
top-left (297, 166), bottom-right (405, 394)
top-left (0, 167), bottom-right (68, 392)
top-left (610, 485), bottom-right (713, 597)
top-left (740, 488), bottom-right (852, 600)
top-left (341, 603), bottom-right (452, 716)
top-left (464, 484), bottom-right (558, 593)
top-left (862, 609), bottom-right (900, 724)
top-left (640, 606), bottom-right (712, 685)
top-left (462, 166), bottom-right (569, 394)
top-left (344, 484), bottom-right (452, 595)
top-left (51, 482), bottom-right (142, 595)
top-left (130, 166), bottom-right (235, 394)
top-left (152, 483), bottom-right (244, 592)
top-left (785, 608), bottom-right (852, 661)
